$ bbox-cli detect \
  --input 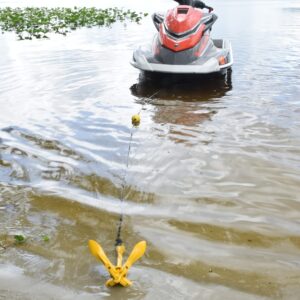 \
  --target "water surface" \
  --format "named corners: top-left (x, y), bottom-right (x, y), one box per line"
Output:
top-left (1, 0), bottom-right (300, 299)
